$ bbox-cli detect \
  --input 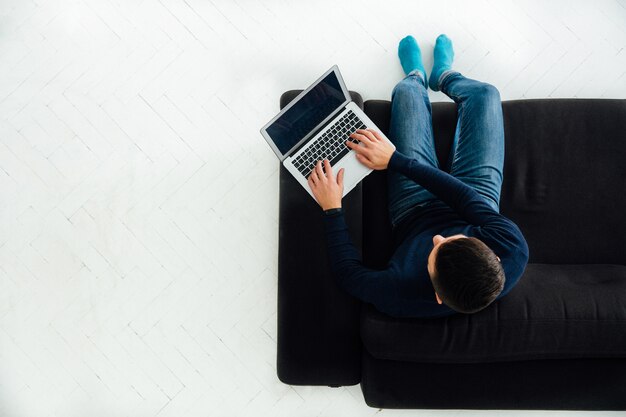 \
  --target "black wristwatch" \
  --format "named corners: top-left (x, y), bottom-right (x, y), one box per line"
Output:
top-left (323, 207), bottom-right (343, 216)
